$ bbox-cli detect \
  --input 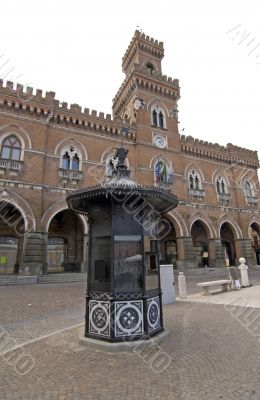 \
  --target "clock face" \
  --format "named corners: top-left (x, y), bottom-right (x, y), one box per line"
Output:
top-left (154, 135), bottom-right (166, 149)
